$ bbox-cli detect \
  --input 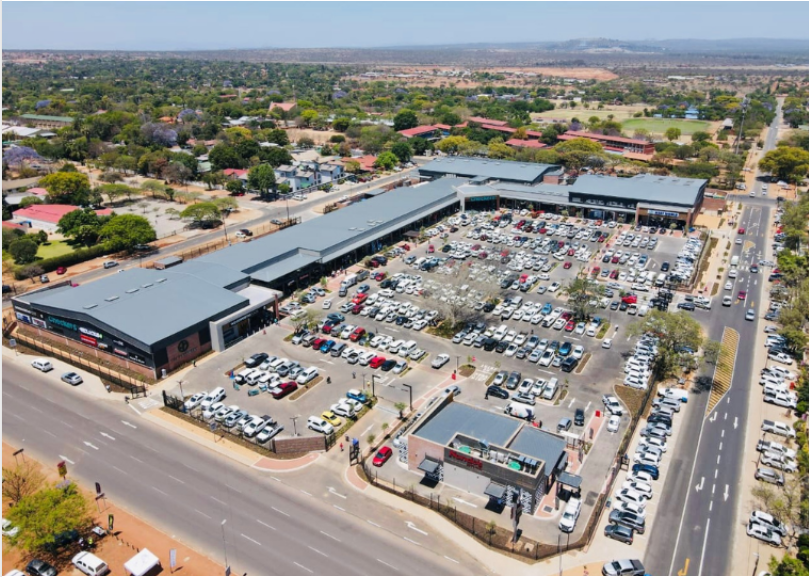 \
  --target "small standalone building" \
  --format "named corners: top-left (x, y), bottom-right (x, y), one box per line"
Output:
top-left (406, 398), bottom-right (568, 513)
top-left (11, 204), bottom-right (113, 232)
